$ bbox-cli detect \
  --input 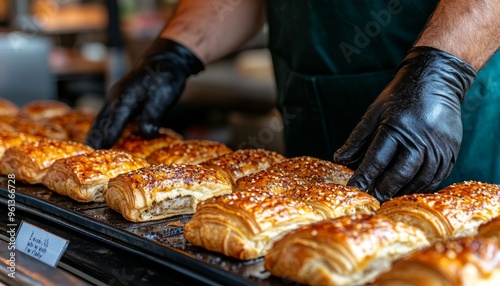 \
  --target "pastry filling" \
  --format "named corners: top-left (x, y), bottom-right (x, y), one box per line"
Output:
top-left (141, 196), bottom-right (194, 220)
